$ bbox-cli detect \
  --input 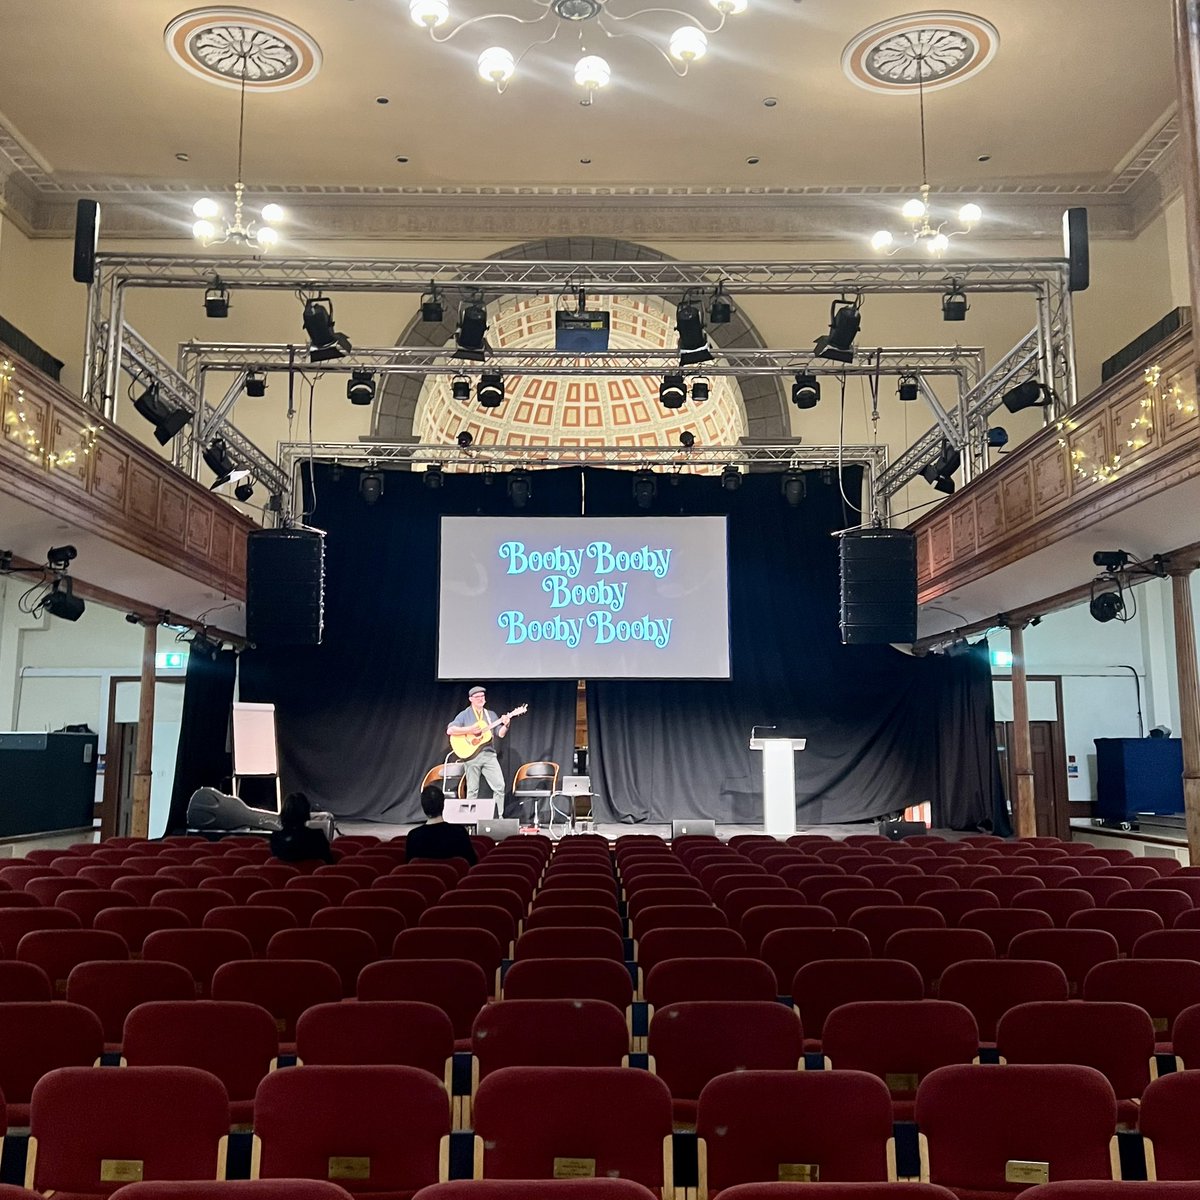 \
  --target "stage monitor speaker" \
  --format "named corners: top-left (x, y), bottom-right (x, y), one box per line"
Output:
top-left (672, 819), bottom-right (716, 839)
top-left (246, 527), bottom-right (325, 647)
top-left (839, 528), bottom-right (917, 645)
top-left (73, 199), bottom-right (100, 284)
top-left (1063, 207), bottom-right (1090, 293)
top-left (187, 787), bottom-right (281, 833)
top-left (879, 819), bottom-right (928, 841)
